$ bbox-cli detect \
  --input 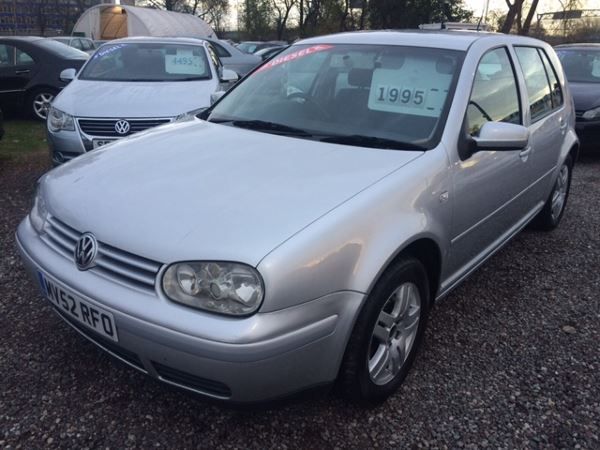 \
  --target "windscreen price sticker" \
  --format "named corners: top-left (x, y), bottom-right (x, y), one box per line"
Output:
top-left (374, 85), bottom-right (427, 109)
top-left (165, 50), bottom-right (203, 74)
